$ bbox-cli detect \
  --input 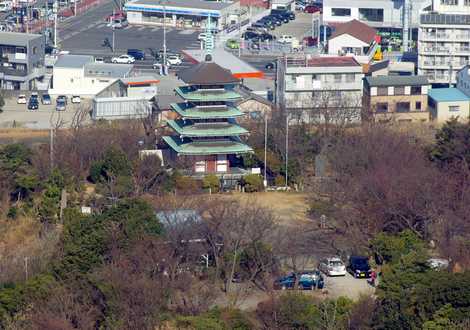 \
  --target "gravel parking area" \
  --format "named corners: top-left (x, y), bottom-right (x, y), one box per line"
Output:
top-left (271, 12), bottom-right (316, 41)
top-left (324, 272), bottom-right (375, 300)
